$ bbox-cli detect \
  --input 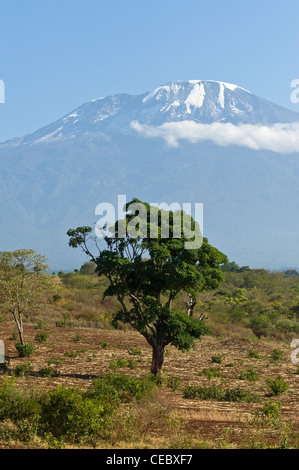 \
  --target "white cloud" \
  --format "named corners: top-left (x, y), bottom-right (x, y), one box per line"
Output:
top-left (130, 120), bottom-right (299, 154)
